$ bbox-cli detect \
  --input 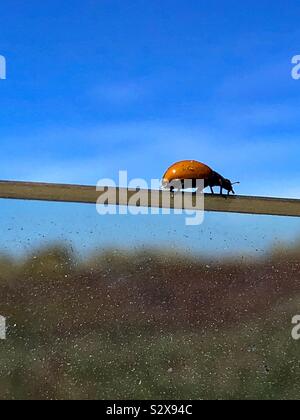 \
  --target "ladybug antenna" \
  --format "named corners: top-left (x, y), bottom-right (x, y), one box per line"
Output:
top-left (231, 181), bottom-right (240, 185)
